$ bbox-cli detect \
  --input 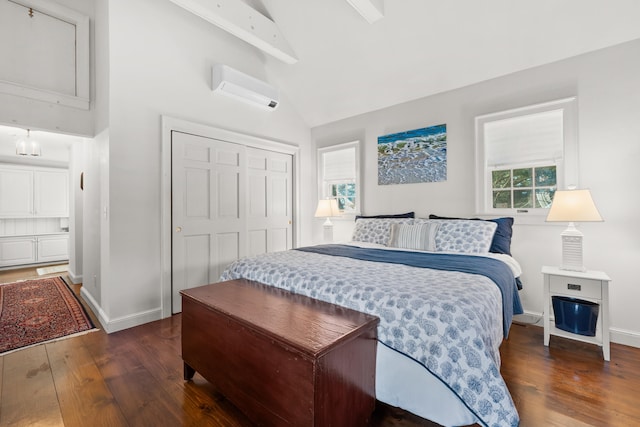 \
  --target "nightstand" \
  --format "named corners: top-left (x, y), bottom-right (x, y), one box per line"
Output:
top-left (542, 266), bottom-right (611, 361)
